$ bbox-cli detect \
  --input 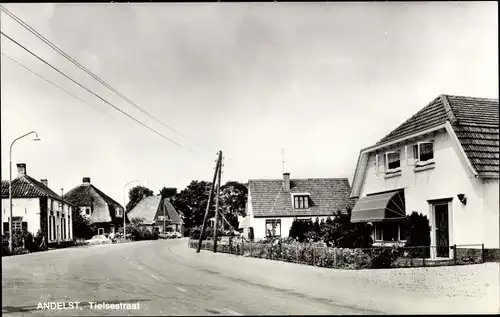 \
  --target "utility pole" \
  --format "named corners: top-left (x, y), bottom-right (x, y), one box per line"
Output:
top-left (213, 152), bottom-right (223, 253)
top-left (197, 151), bottom-right (222, 253)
